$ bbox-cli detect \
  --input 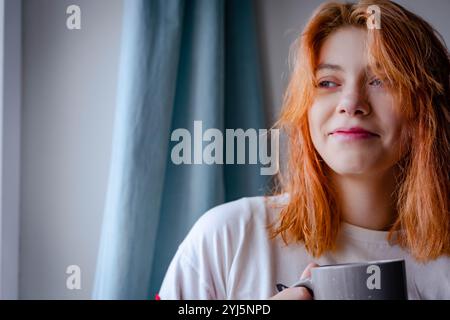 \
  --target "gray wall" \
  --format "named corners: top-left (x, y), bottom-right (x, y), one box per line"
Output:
top-left (20, 0), bottom-right (122, 299)
top-left (1, 0), bottom-right (21, 299)
top-left (254, 0), bottom-right (450, 123)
